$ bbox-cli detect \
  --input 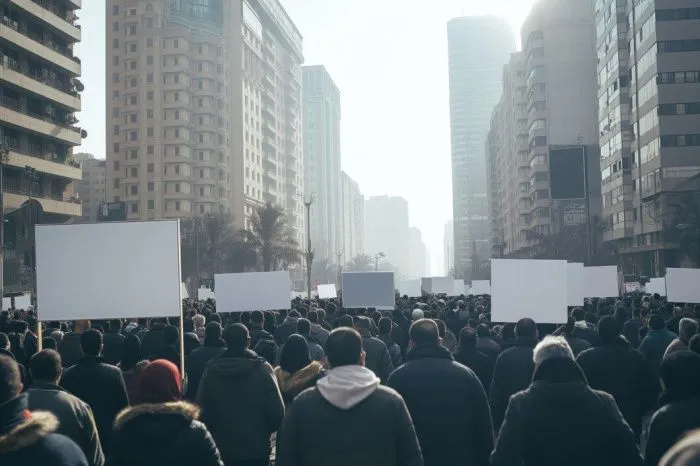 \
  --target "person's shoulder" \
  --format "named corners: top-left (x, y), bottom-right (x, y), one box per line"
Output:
top-left (36, 432), bottom-right (87, 464)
